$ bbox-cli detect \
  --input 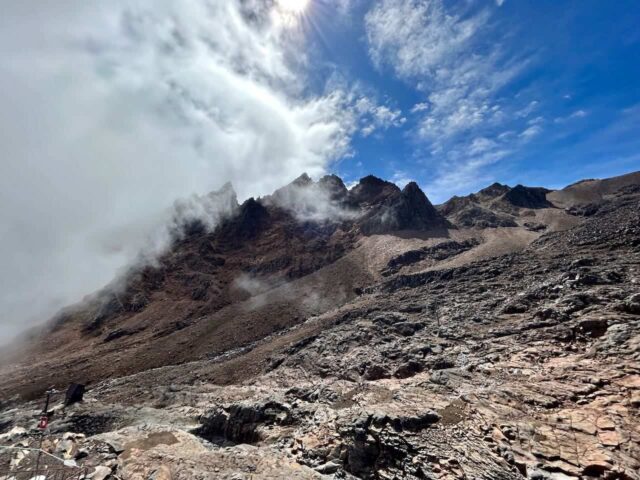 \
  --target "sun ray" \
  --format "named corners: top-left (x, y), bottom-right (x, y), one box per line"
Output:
top-left (277, 0), bottom-right (310, 14)
top-left (273, 0), bottom-right (311, 28)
